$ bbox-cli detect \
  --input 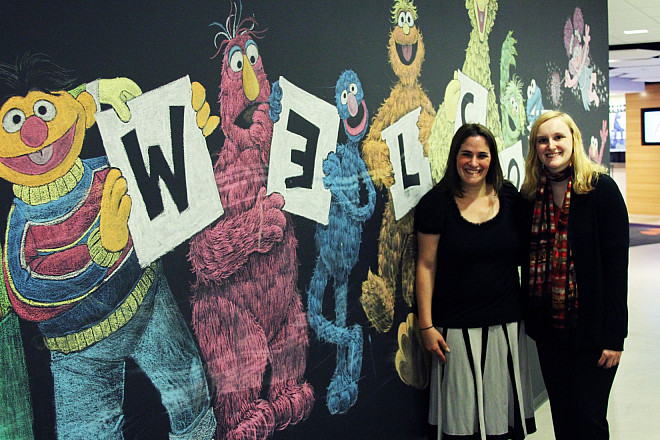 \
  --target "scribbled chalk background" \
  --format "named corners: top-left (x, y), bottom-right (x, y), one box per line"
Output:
top-left (0, 1), bottom-right (609, 439)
